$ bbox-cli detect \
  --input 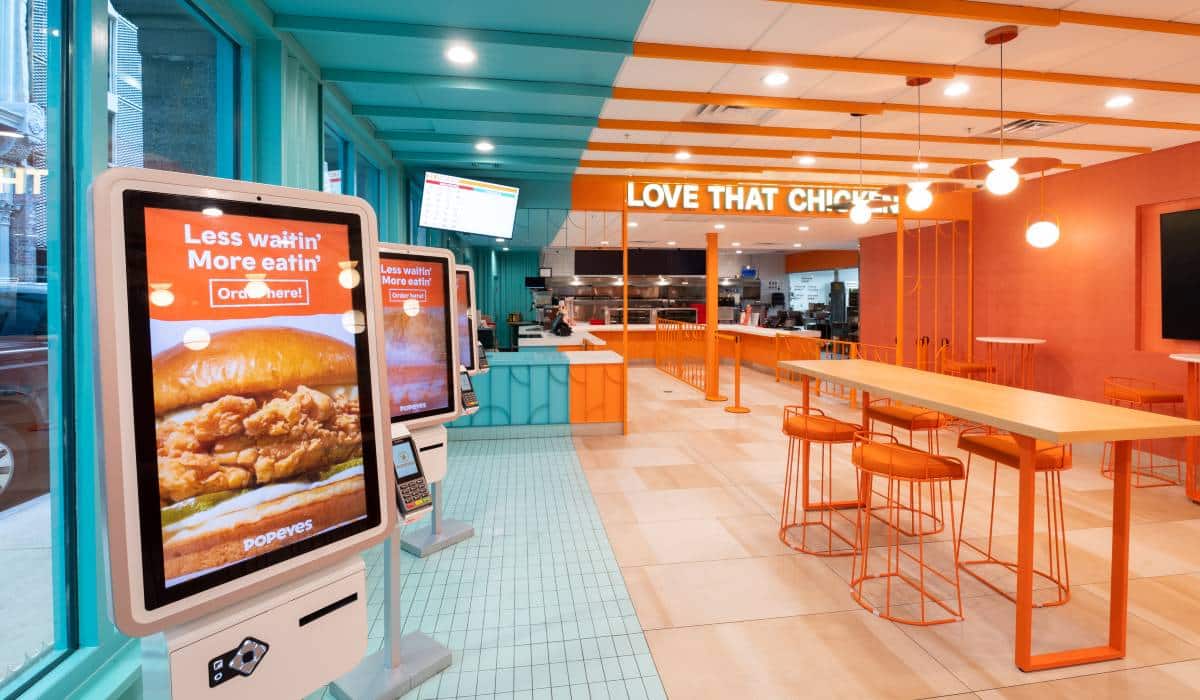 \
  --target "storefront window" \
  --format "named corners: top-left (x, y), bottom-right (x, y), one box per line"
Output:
top-left (108, 0), bottom-right (238, 176)
top-left (0, 0), bottom-right (63, 690)
top-left (355, 153), bottom-right (380, 213)
top-left (323, 126), bottom-right (345, 194)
